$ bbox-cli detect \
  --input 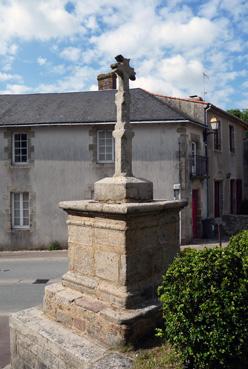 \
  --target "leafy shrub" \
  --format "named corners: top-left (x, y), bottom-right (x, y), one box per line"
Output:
top-left (157, 244), bottom-right (248, 369)
top-left (228, 230), bottom-right (248, 255)
top-left (48, 240), bottom-right (61, 251)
